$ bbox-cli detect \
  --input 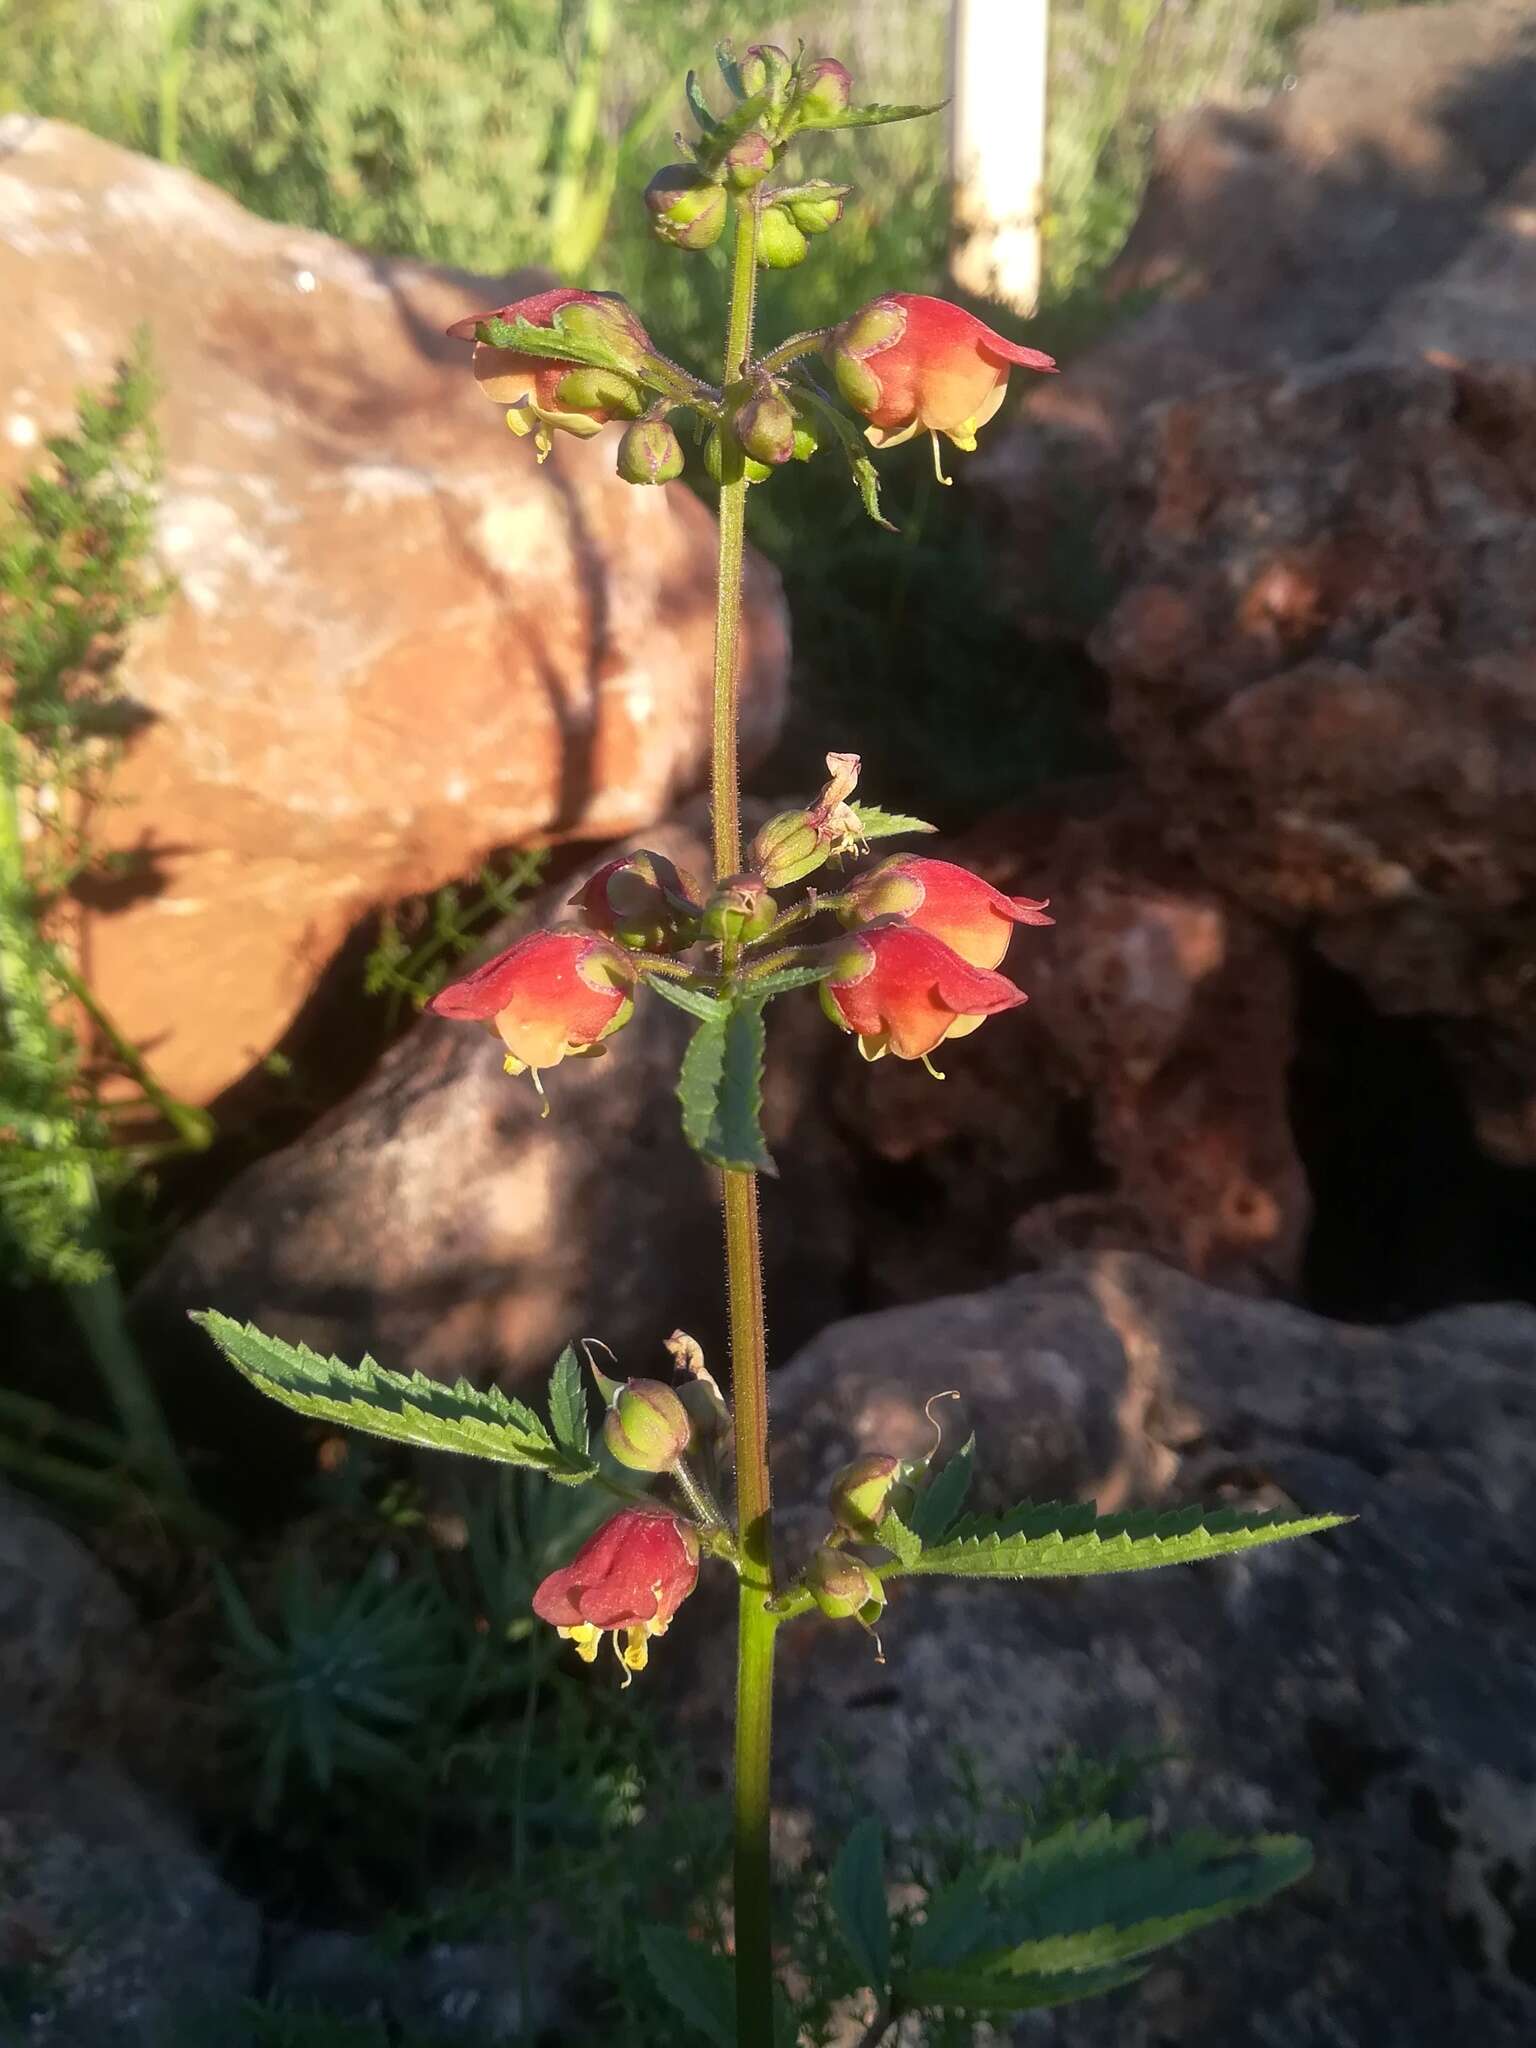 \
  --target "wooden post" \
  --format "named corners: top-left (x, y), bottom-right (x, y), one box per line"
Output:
top-left (950, 0), bottom-right (1050, 312)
